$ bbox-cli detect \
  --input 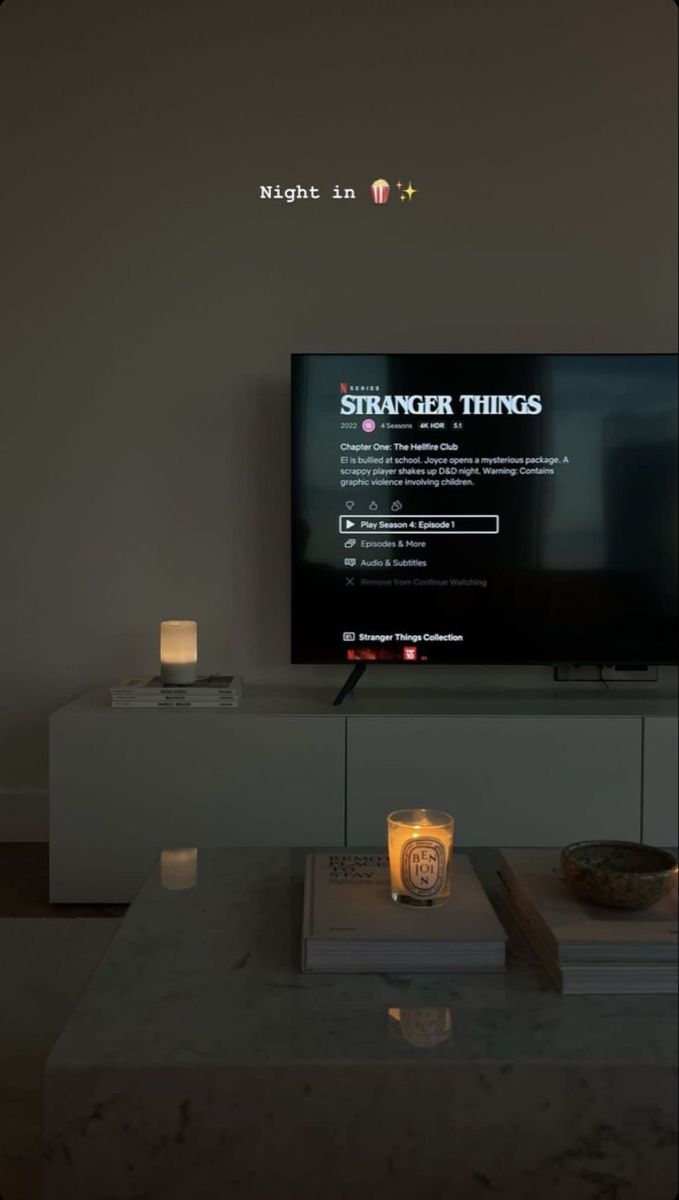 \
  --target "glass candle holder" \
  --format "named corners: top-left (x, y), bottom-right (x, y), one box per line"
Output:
top-left (160, 620), bottom-right (198, 685)
top-left (387, 808), bottom-right (454, 906)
